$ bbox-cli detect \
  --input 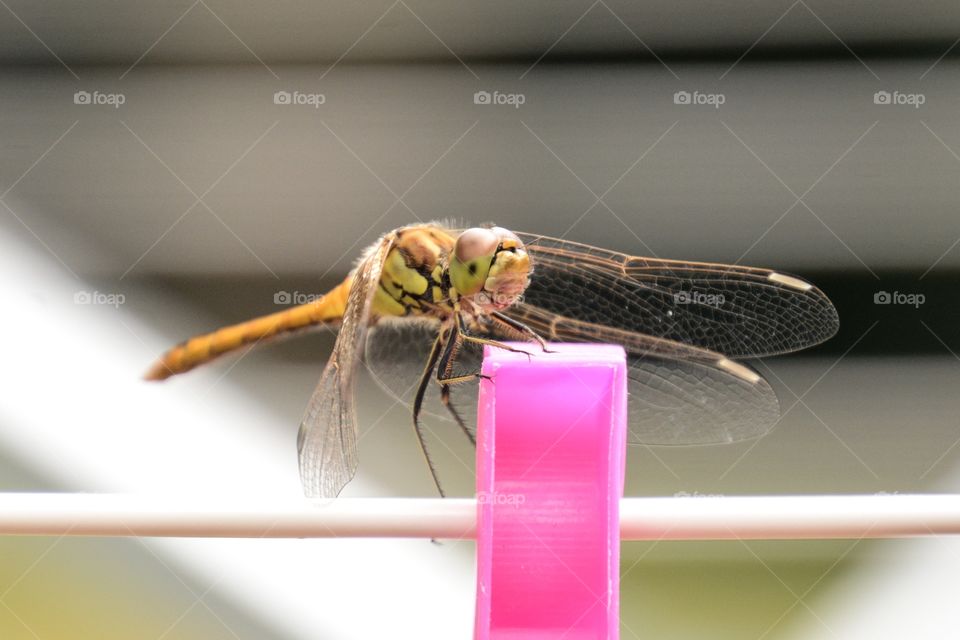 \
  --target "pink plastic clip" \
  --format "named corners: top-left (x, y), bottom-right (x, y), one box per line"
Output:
top-left (475, 343), bottom-right (628, 640)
